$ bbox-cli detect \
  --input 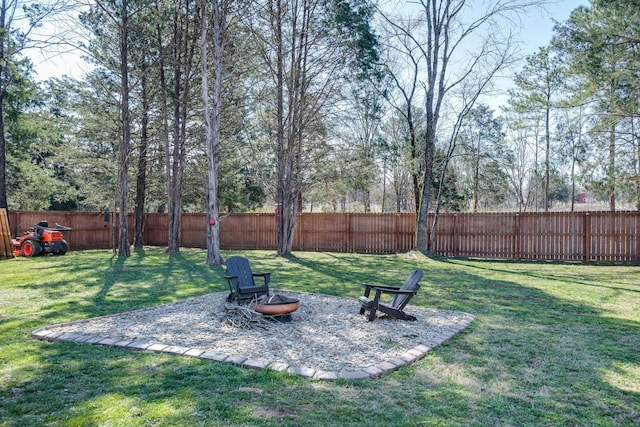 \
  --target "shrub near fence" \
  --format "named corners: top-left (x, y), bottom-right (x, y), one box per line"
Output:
top-left (7, 210), bottom-right (640, 263)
